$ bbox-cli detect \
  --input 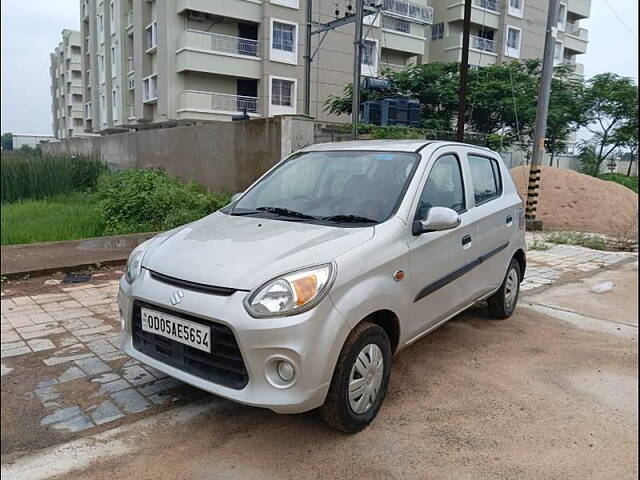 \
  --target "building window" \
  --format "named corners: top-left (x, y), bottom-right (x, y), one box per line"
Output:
top-left (505, 26), bottom-right (521, 58)
top-left (112, 89), bottom-right (118, 121)
top-left (361, 39), bottom-right (378, 77)
top-left (553, 41), bottom-right (563, 65)
top-left (508, 0), bottom-right (524, 17)
top-left (272, 22), bottom-right (295, 52)
top-left (100, 93), bottom-right (106, 123)
top-left (99, 55), bottom-right (105, 83)
top-left (145, 22), bottom-right (157, 51)
top-left (143, 74), bottom-right (158, 102)
top-left (109, 1), bottom-right (115, 32)
top-left (557, 3), bottom-right (567, 31)
top-left (270, 0), bottom-right (299, 8)
top-left (431, 22), bottom-right (444, 40)
top-left (362, 40), bottom-right (376, 66)
top-left (271, 78), bottom-right (293, 107)
top-left (270, 19), bottom-right (297, 64)
top-left (269, 76), bottom-right (297, 115)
